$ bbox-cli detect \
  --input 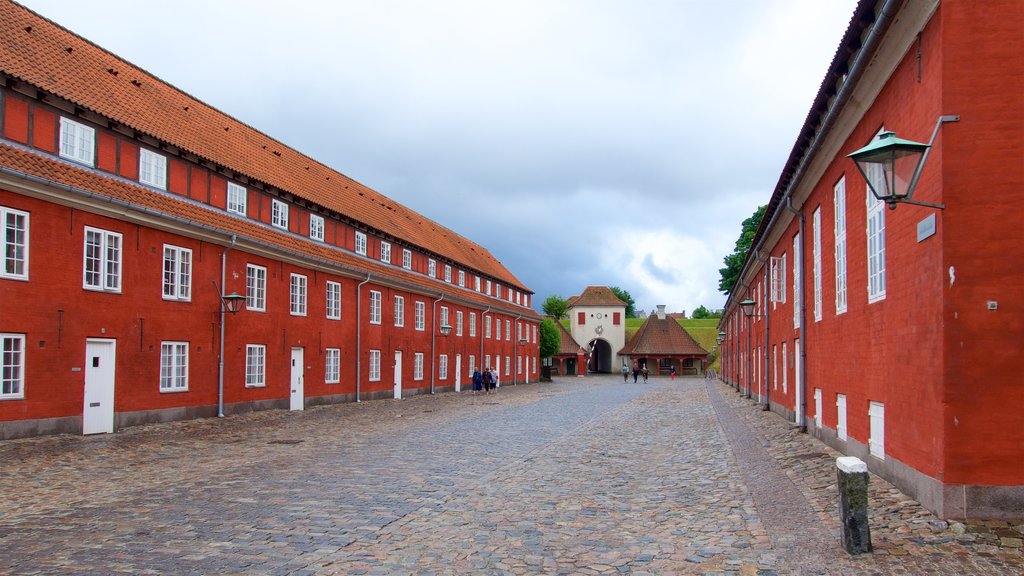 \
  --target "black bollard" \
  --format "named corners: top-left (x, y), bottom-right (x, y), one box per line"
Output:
top-left (836, 456), bottom-right (872, 554)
